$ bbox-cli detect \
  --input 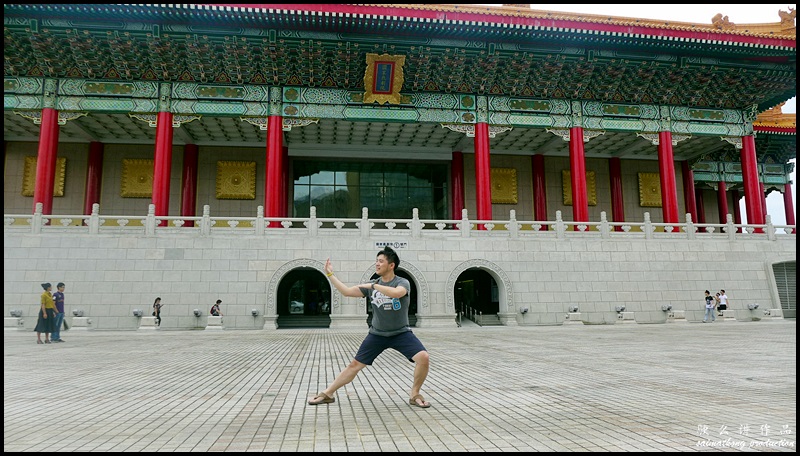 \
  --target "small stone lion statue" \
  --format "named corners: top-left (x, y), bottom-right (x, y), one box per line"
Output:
top-left (711, 13), bottom-right (734, 30)
top-left (779, 7), bottom-right (796, 27)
